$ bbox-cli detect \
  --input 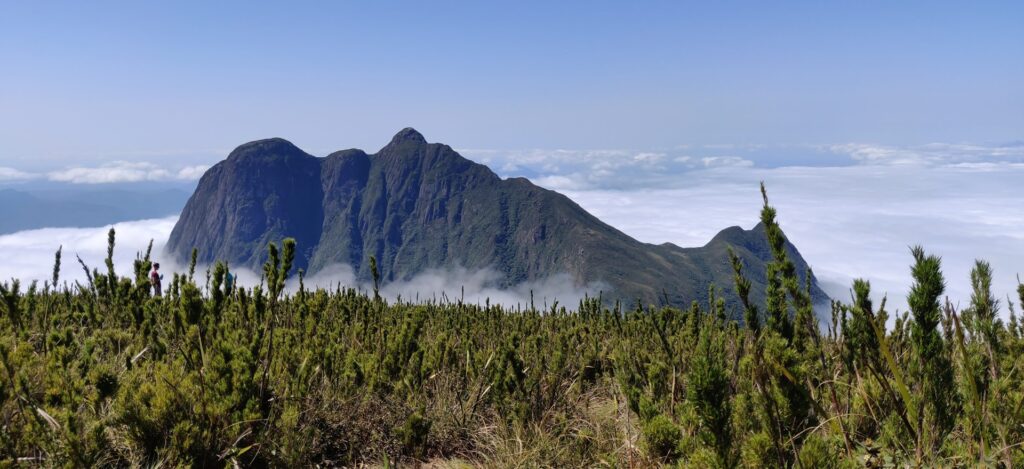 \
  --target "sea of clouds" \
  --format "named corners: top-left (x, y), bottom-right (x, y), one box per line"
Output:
top-left (1, 141), bottom-right (1023, 318)
top-left (466, 141), bottom-right (1024, 317)
top-left (0, 161), bottom-right (210, 184)
top-left (0, 217), bottom-right (600, 309)
top-left (563, 164), bottom-right (1024, 317)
